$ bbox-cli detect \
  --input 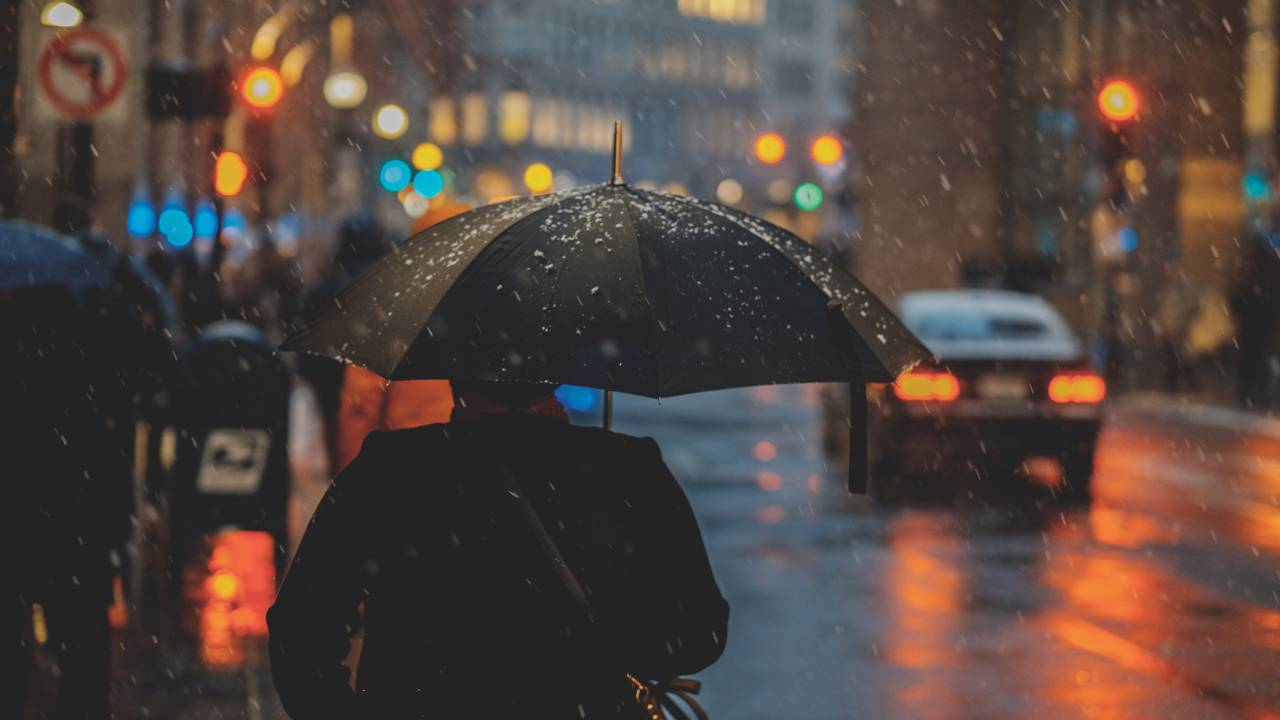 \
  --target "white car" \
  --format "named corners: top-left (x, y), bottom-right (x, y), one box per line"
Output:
top-left (868, 289), bottom-right (1105, 503)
